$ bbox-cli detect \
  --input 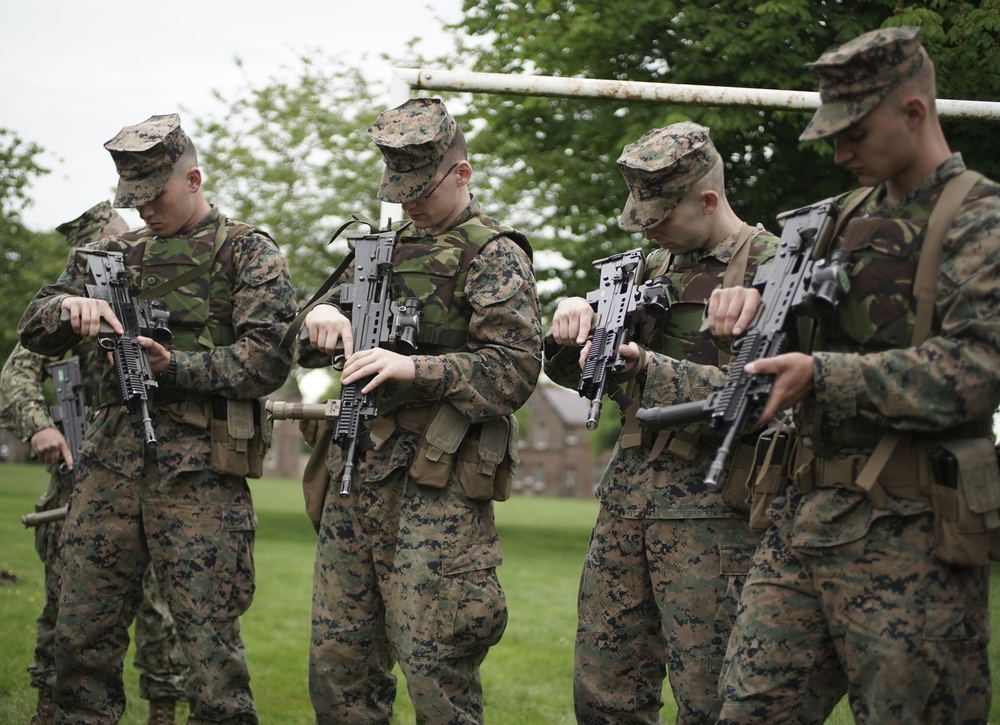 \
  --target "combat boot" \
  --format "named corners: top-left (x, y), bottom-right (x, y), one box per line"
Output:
top-left (29, 688), bottom-right (56, 725)
top-left (147, 698), bottom-right (176, 725)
